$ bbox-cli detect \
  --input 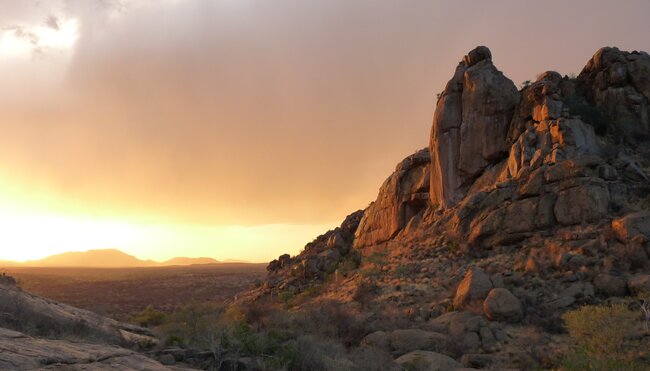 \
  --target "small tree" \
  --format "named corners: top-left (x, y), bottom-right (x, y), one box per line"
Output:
top-left (133, 305), bottom-right (166, 328)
